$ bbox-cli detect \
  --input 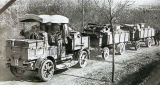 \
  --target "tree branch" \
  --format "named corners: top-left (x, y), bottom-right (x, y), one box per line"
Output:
top-left (94, 0), bottom-right (110, 21)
